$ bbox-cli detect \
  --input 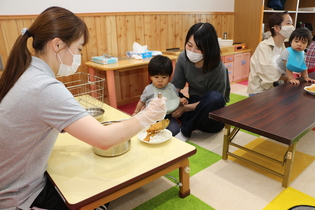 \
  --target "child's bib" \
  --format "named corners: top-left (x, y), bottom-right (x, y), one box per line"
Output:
top-left (286, 47), bottom-right (307, 73)
top-left (152, 83), bottom-right (180, 114)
